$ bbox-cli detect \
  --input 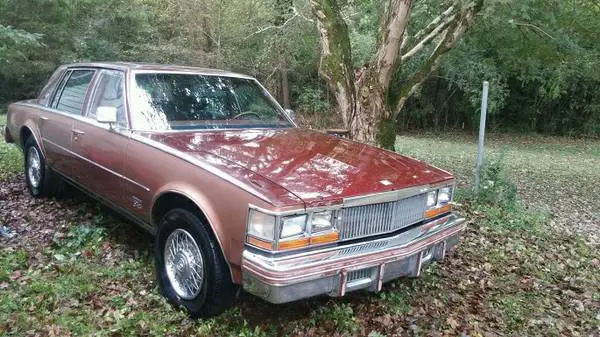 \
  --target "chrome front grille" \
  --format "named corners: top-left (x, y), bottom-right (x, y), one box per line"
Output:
top-left (339, 193), bottom-right (426, 240)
